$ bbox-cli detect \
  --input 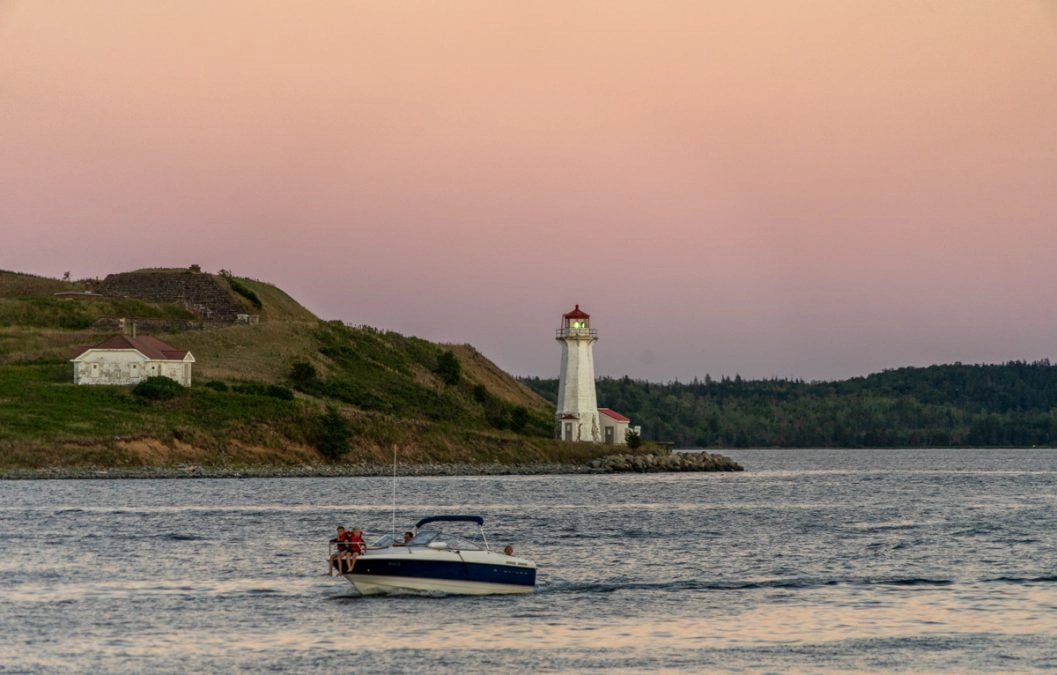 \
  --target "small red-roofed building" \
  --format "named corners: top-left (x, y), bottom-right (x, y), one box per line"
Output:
top-left (71, 335), bottom-right (195, 386)
top-left (598, 407), bottom-right (631, 445)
